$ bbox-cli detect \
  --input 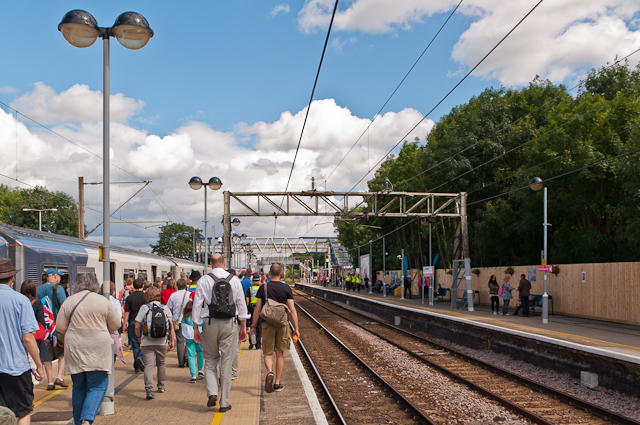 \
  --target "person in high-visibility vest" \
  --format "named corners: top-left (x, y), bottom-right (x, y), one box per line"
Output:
top-left (245, 273), bottom-right (262, 350)
top-left (345, 274), bottom-right (352, 291)
top-left (355, 274), bottom-right (362, 293)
